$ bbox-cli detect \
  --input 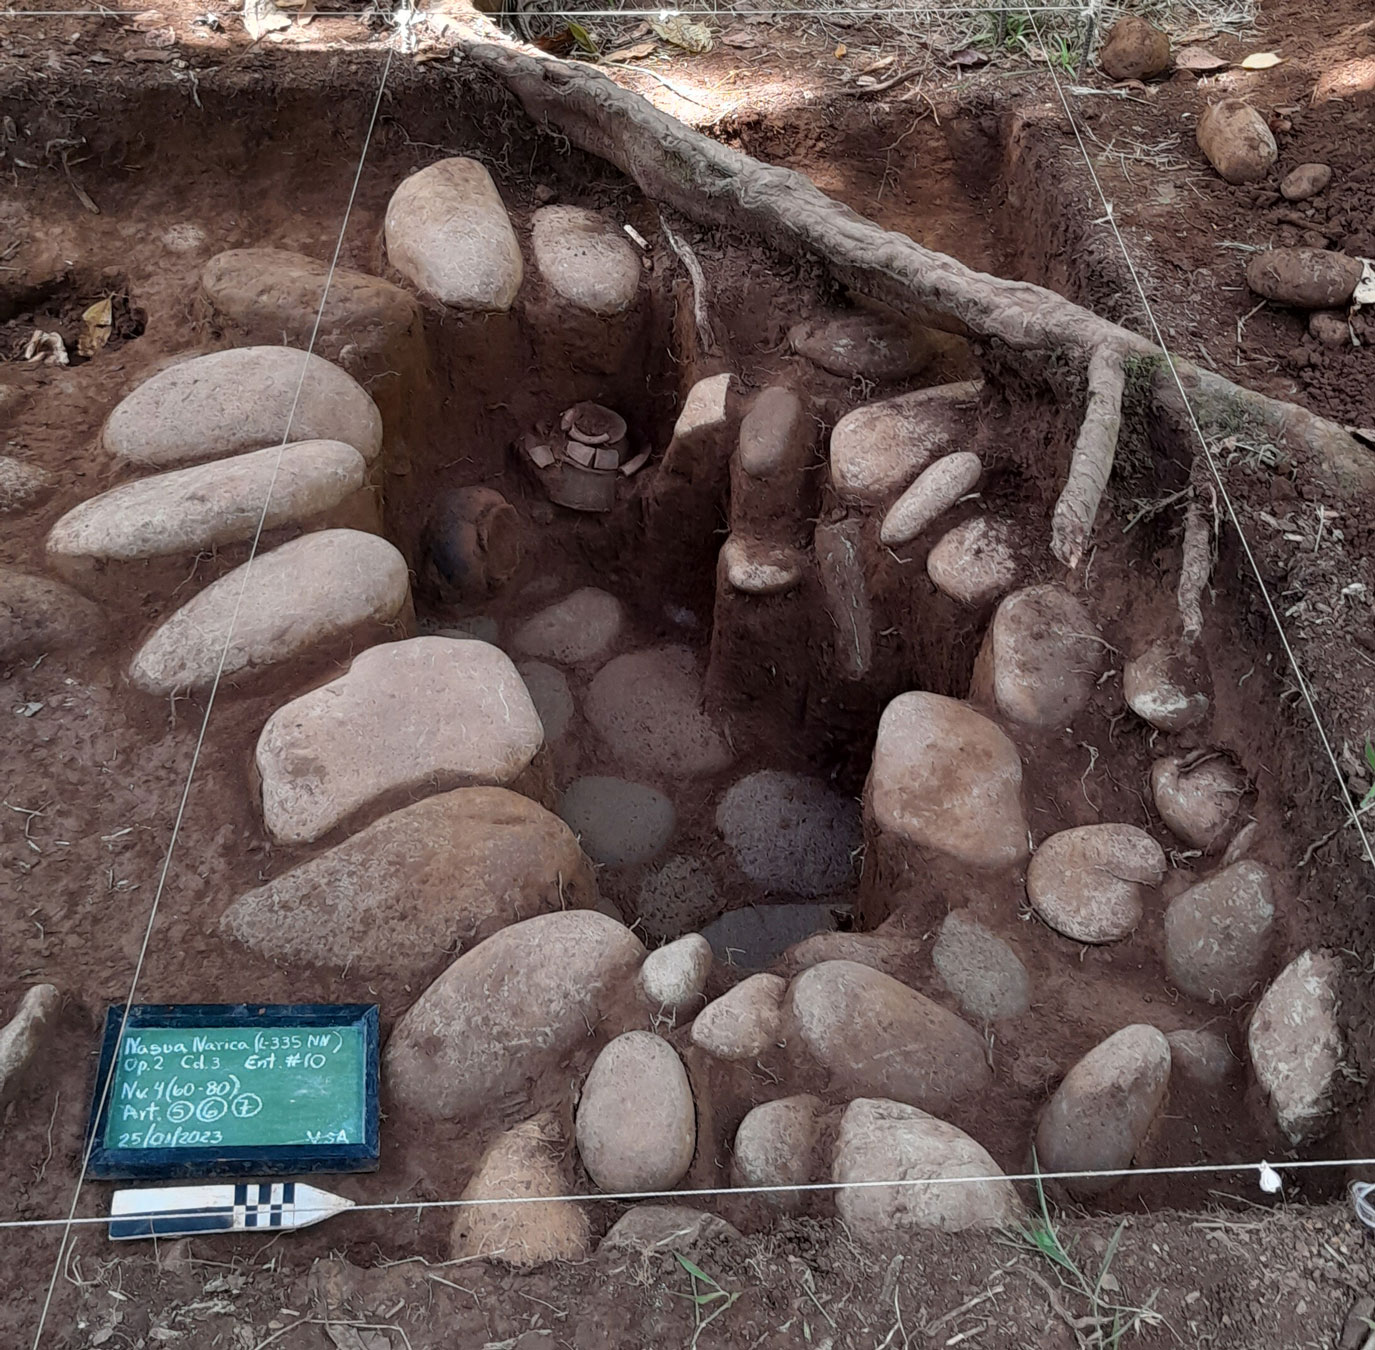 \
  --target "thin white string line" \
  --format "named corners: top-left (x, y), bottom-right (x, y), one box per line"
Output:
top-left (0, 5), bottom-right (1091, 14)
top-left (1, 1154), bottom-right (1372, 1232)
top-left (1022, 4), bottom-right (1375, 873)
top-left (26, 45), bottom-right (395, 1350)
